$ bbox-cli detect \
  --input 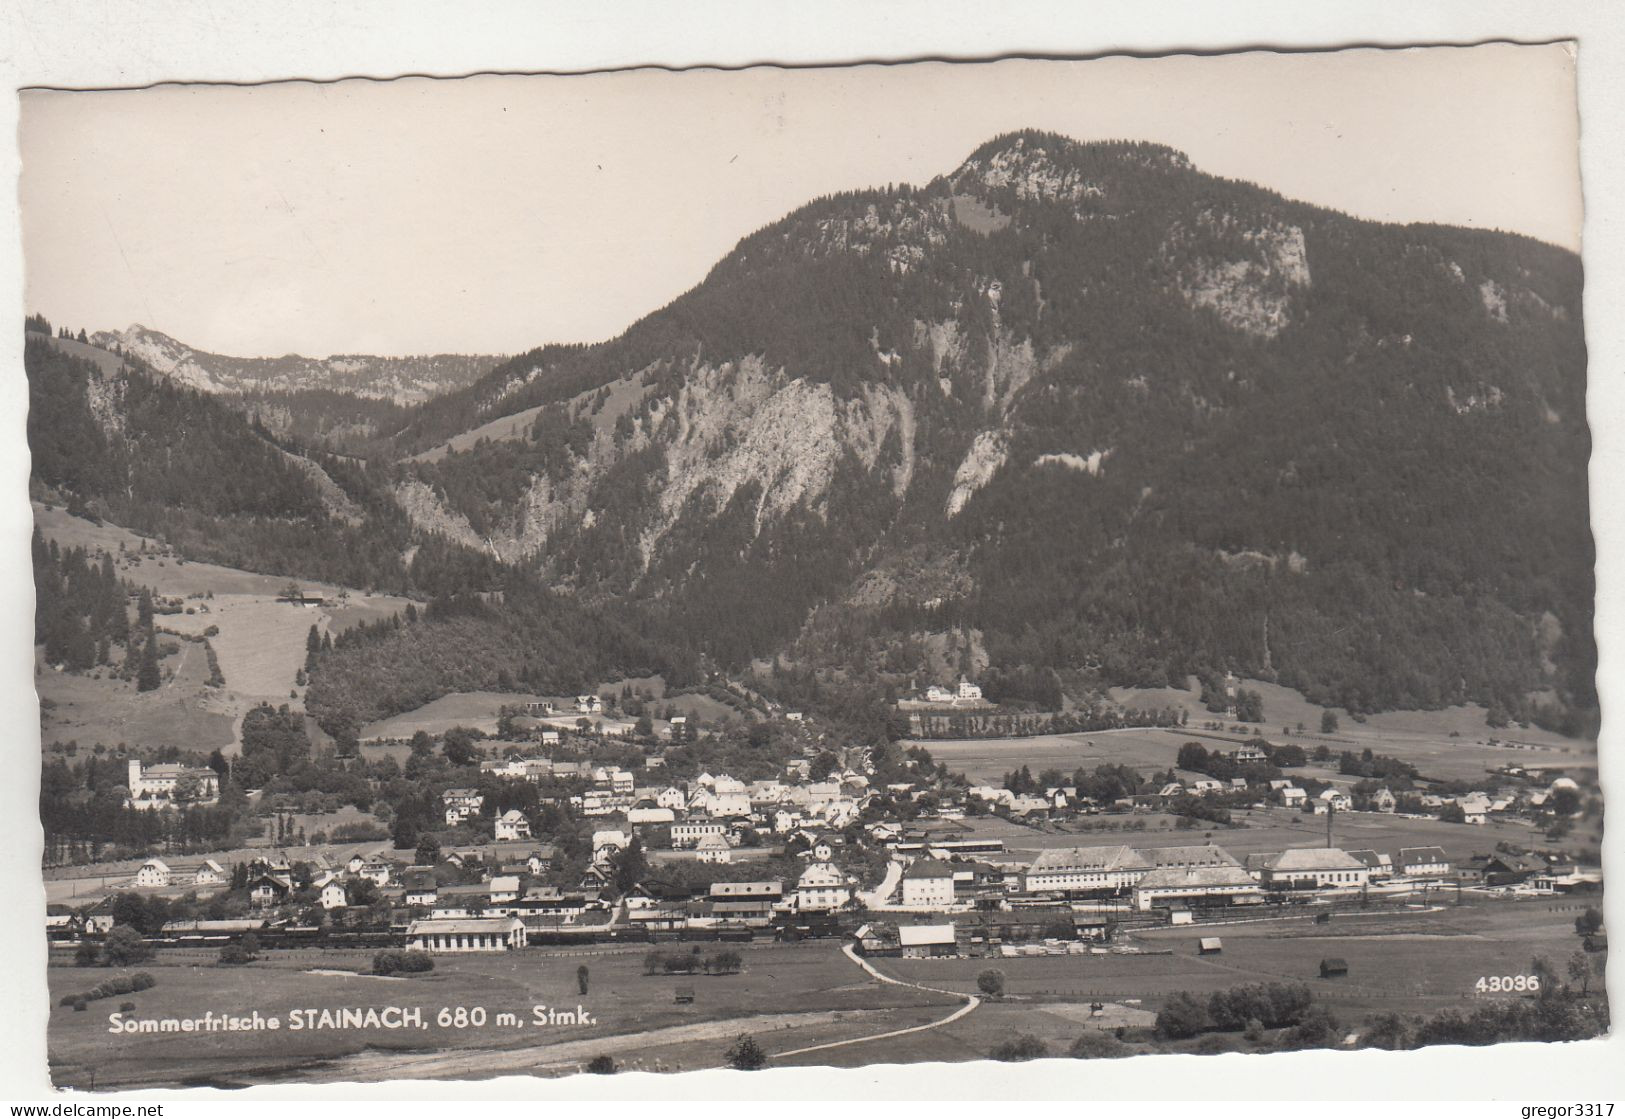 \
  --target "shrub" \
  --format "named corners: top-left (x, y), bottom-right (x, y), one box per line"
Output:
top-left (73, 942), bottom-right (100, 967)
top-left (990, 1034), bottom-right (1048, 1062)
top-left (218, 943), bottom-right (255, 965)
top-left (131, 973), bottom-right (155, 991)
top-left (119, 1001), bottom-right (136, 1012)
top-left (101, 926), bottom-right (152, 967)
top-left (725, 1033), bottom-right (769, 1071)
top-left (1154, 992), bottom-right (1213, 1039)
top-left (1068, 1032), bottom-right (1131, 1059)
top-left (585, 1055), bottom-right (617, 1075)
top-left (1192, 1033), bottom-right (1240, 1055)
top-left (372, 949), bottom-right (434, 975)
top-left (1278, 1006), bottom-right (1343, 1051)
top-left (976, 969), bottom-right (1007, 999)
top-left (72, 999), bottom-right (87, 1012)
